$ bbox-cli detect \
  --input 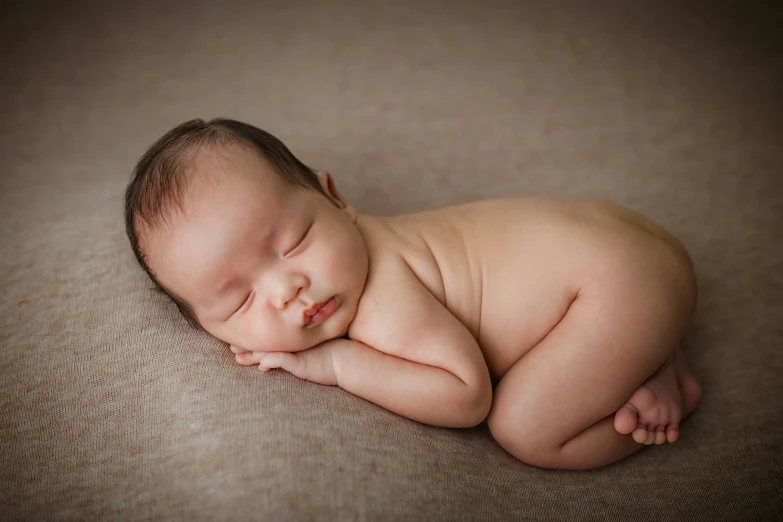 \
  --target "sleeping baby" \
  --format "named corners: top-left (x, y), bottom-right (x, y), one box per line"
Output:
top-left (125, 118), bottom-right (702, 470)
